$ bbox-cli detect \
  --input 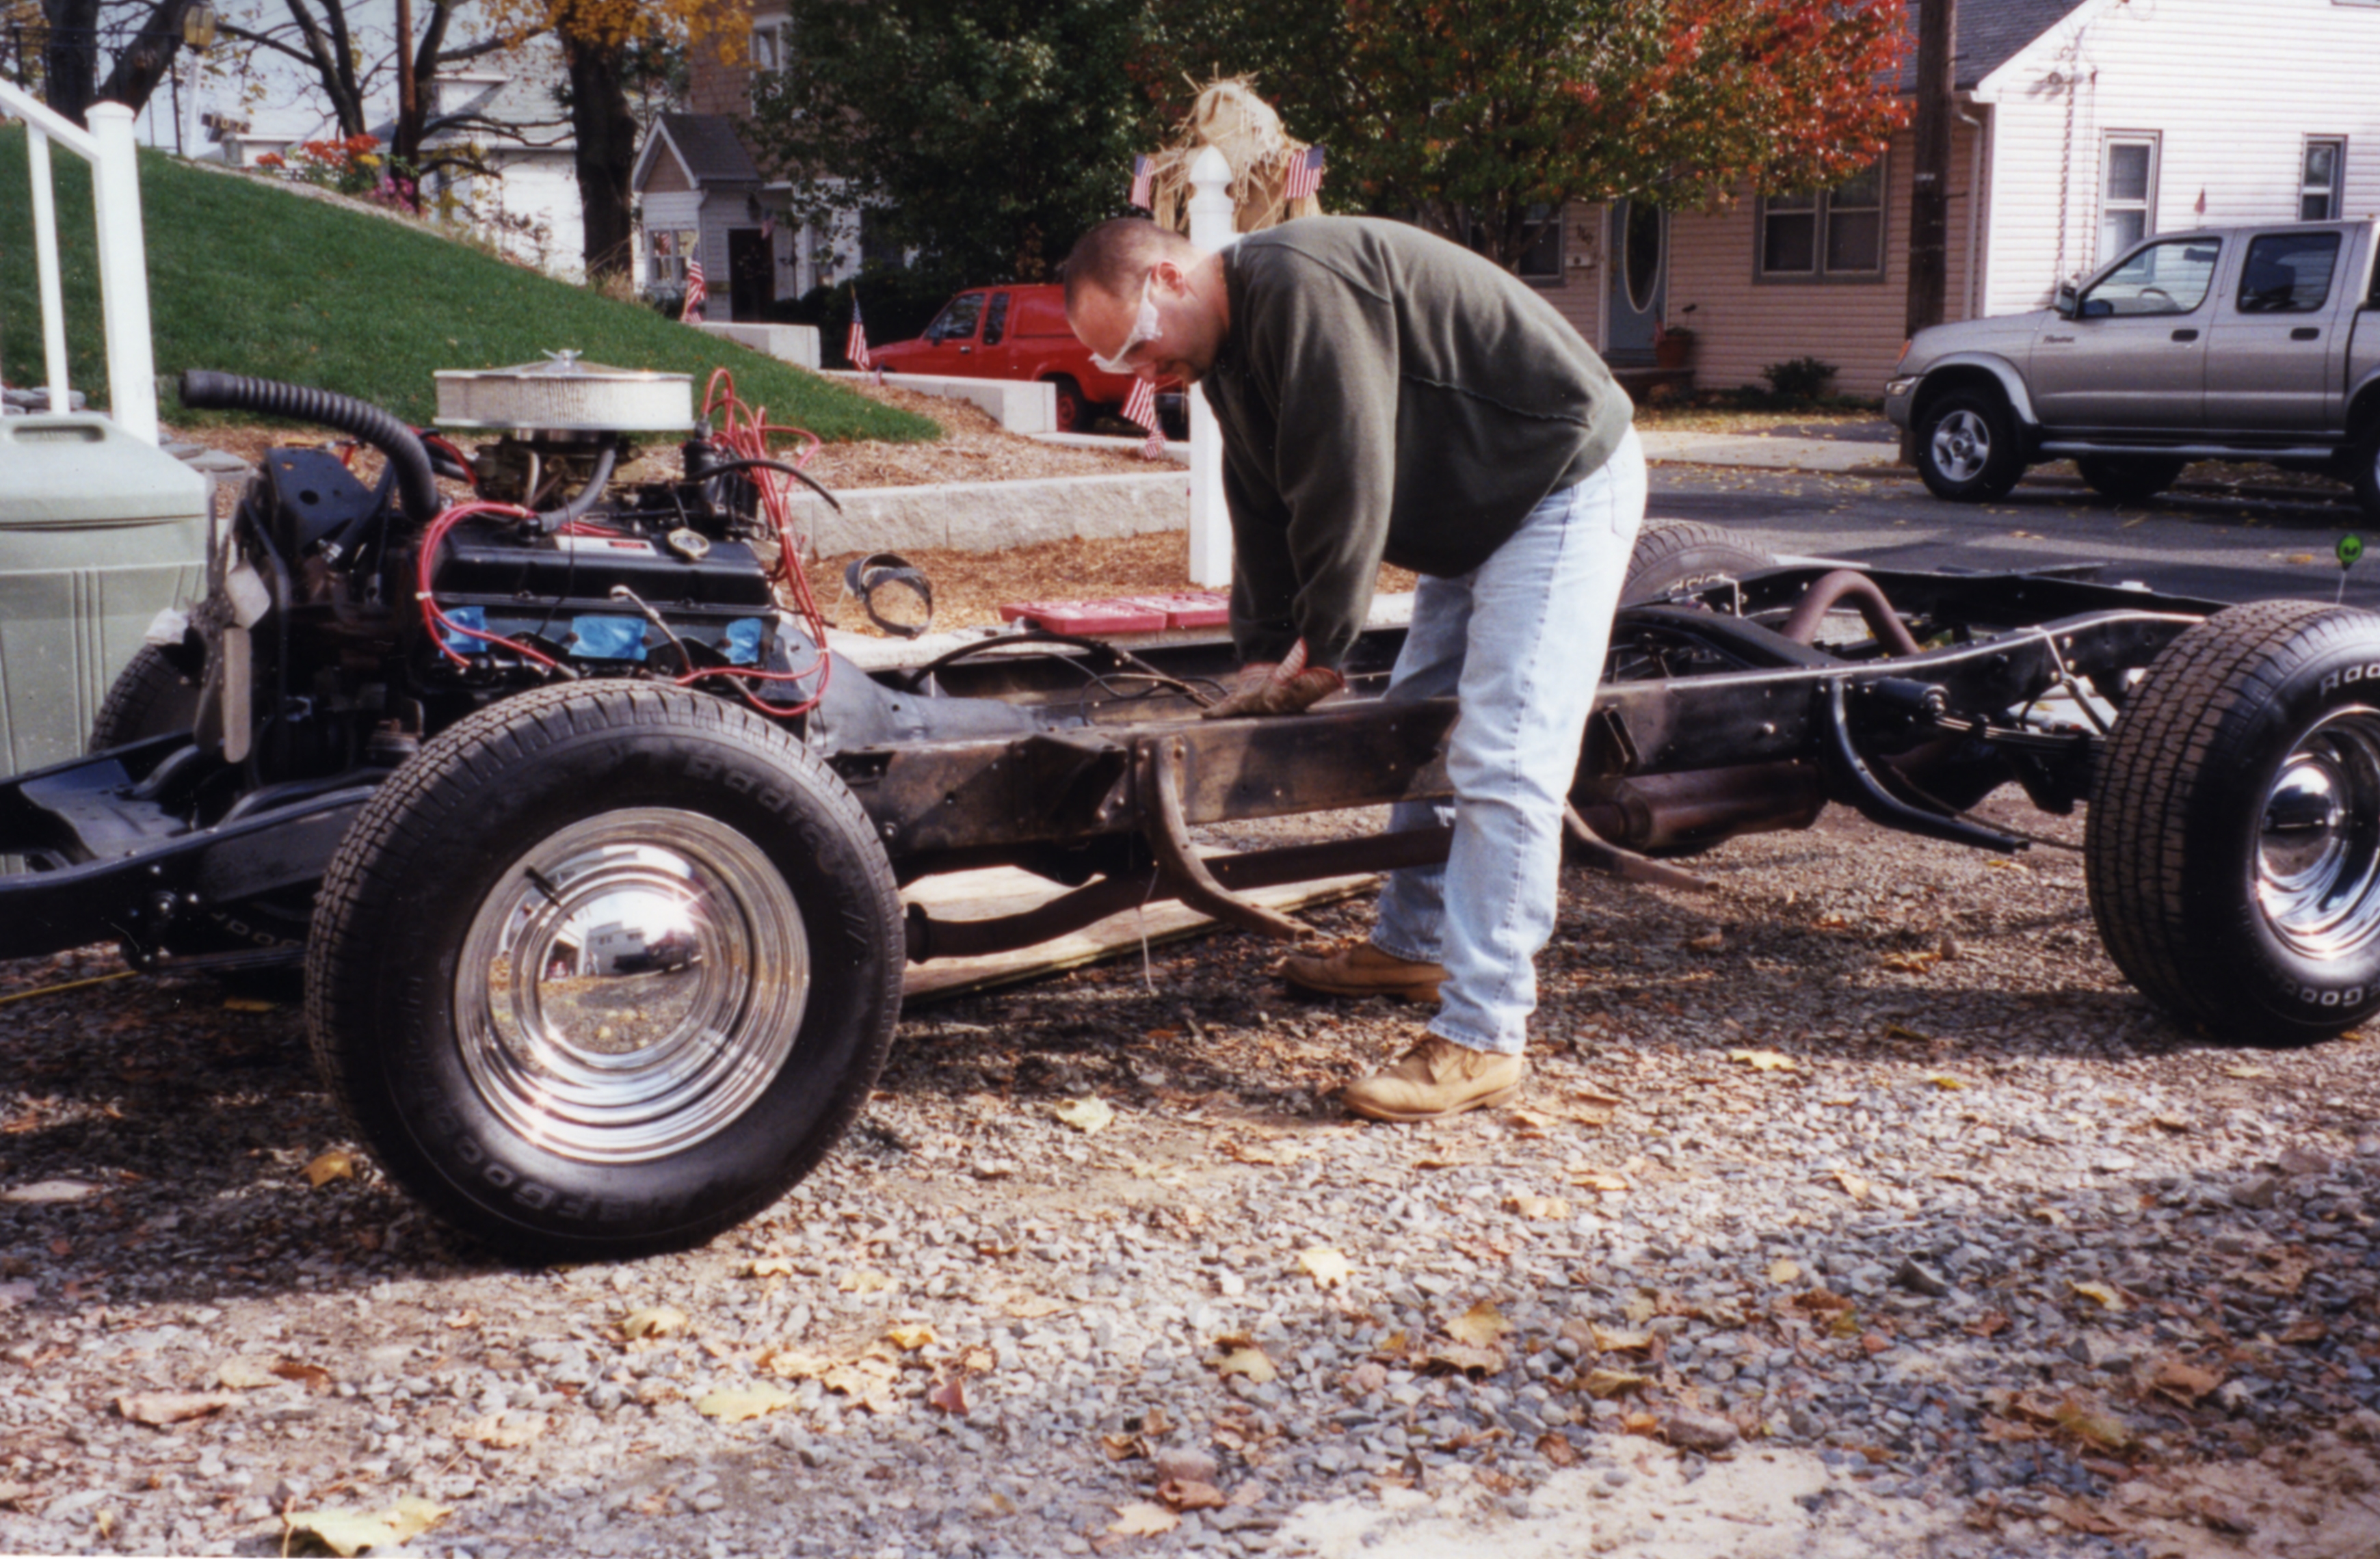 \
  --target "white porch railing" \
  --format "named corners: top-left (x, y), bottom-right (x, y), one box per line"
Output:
top-left (1, 89), bottom-right (161, 445)
top-left (1183, 146), bottom-right (1237, 589)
